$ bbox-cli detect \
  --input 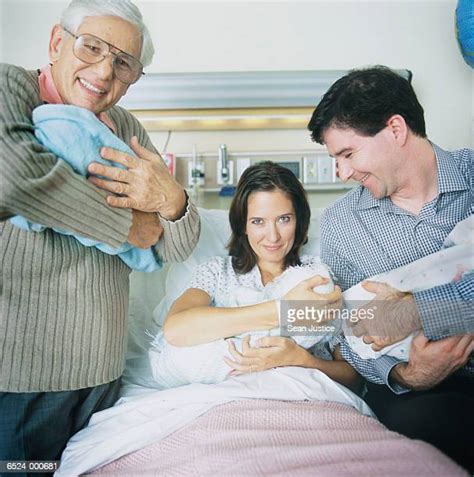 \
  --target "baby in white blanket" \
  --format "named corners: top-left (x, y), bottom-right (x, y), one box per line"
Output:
top-left (149, 263), bottom-right (338, 389)
top-left (344, 215), bottom-right (473, 360)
